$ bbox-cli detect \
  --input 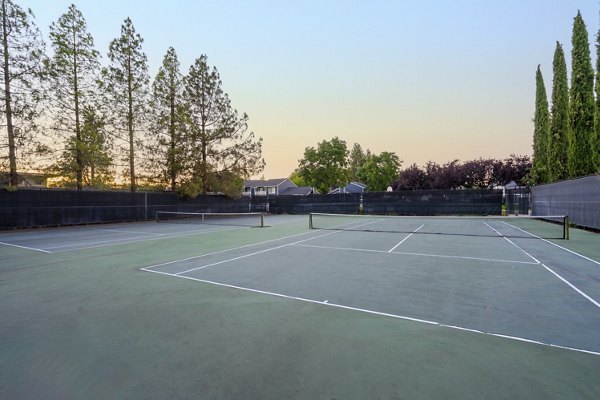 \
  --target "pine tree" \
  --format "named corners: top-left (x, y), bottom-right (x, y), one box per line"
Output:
top-left (531, 65), bottom-right (550, 183)
top-left (101, 17), bottom-right (149, 192)
top-left (47, 4), bottom-right (100, 190)
top-left (147, 47), bottom-right (187, 191)
top-left (348, 143), bottom-right (367, 182)
top-left (548, 42), bottom-right (569, 181)
top-left (568, 11), bottom-right (595, 177)
top-left (182, 55), bottom-right (264, 196)
top-left (0, 0), bottom-right (45, 186)
top-left (50, 106), bottom-right (113, 188)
